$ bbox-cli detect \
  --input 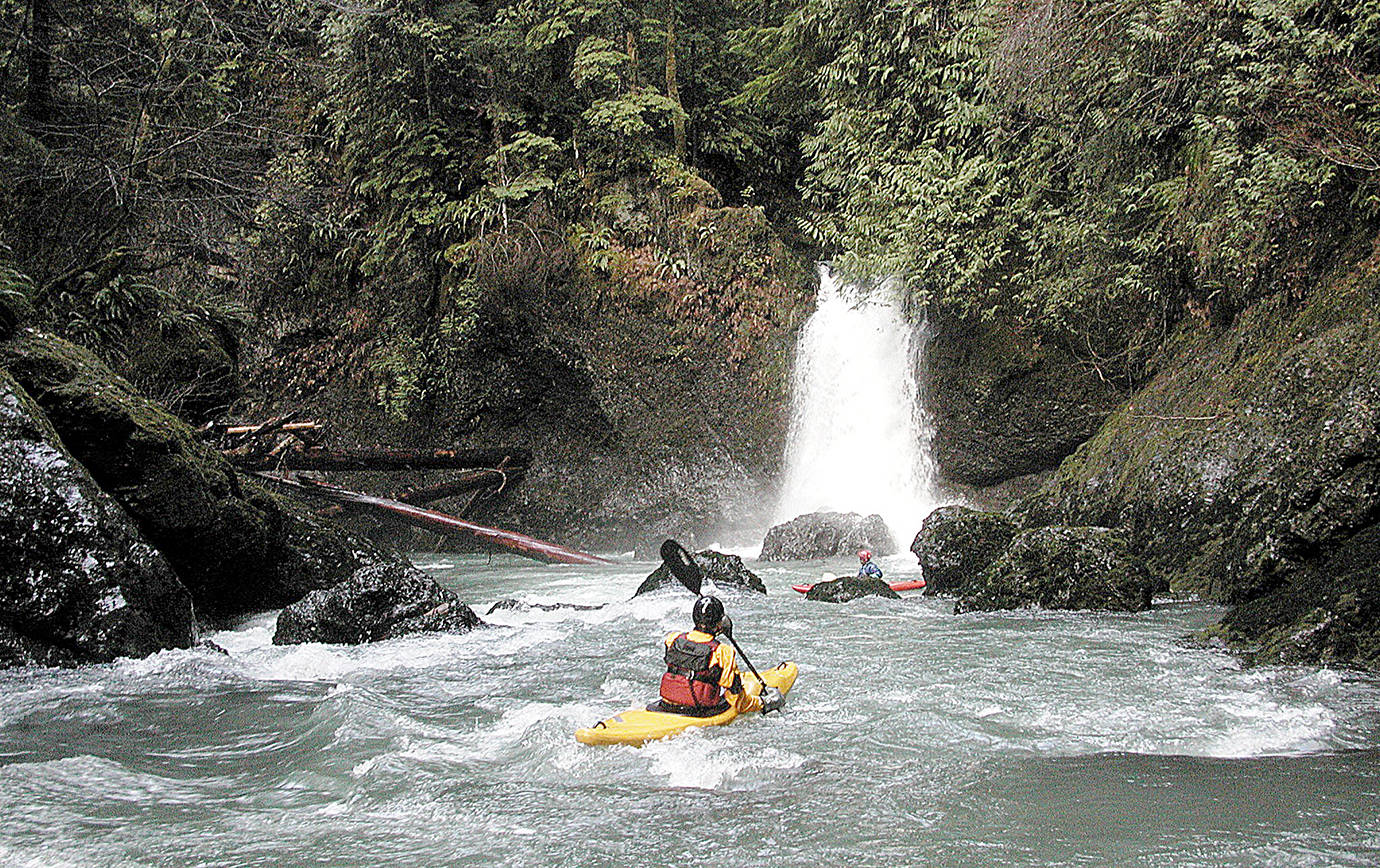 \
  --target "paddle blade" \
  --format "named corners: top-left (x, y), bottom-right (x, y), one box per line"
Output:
top-left (659, 539), bottom-right (702, 595)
